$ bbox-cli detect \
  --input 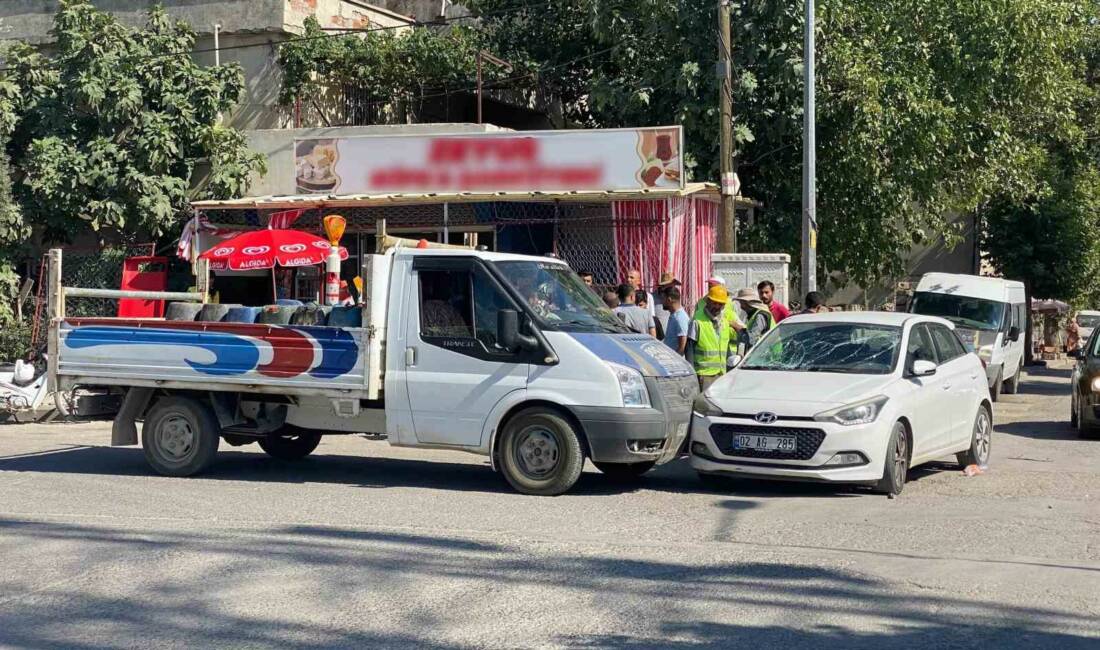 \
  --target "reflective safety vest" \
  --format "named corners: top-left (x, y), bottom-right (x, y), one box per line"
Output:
top-left (693, 312), bottom-right (732, 376)
top-left (751, 305), bottom-right (777, 332)
top-left (695, 300), bottom-right (742, 348)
